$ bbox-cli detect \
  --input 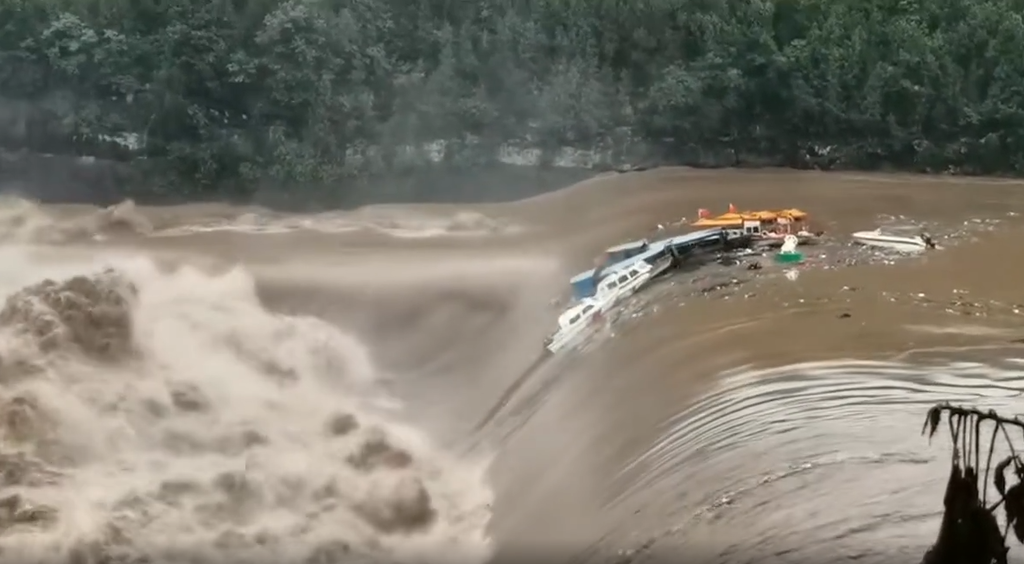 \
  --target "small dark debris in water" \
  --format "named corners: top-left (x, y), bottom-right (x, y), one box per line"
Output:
top-left (1008, 338), bottom-right (1024, 345)
top-left (838, 313), bottom-right (852, 319)
top-left (841, 285), bottom-right (858, 292)
top-left (700, 278), bottom-right (743, 295)
top-left (746, 261), bottom-right (762, 271)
